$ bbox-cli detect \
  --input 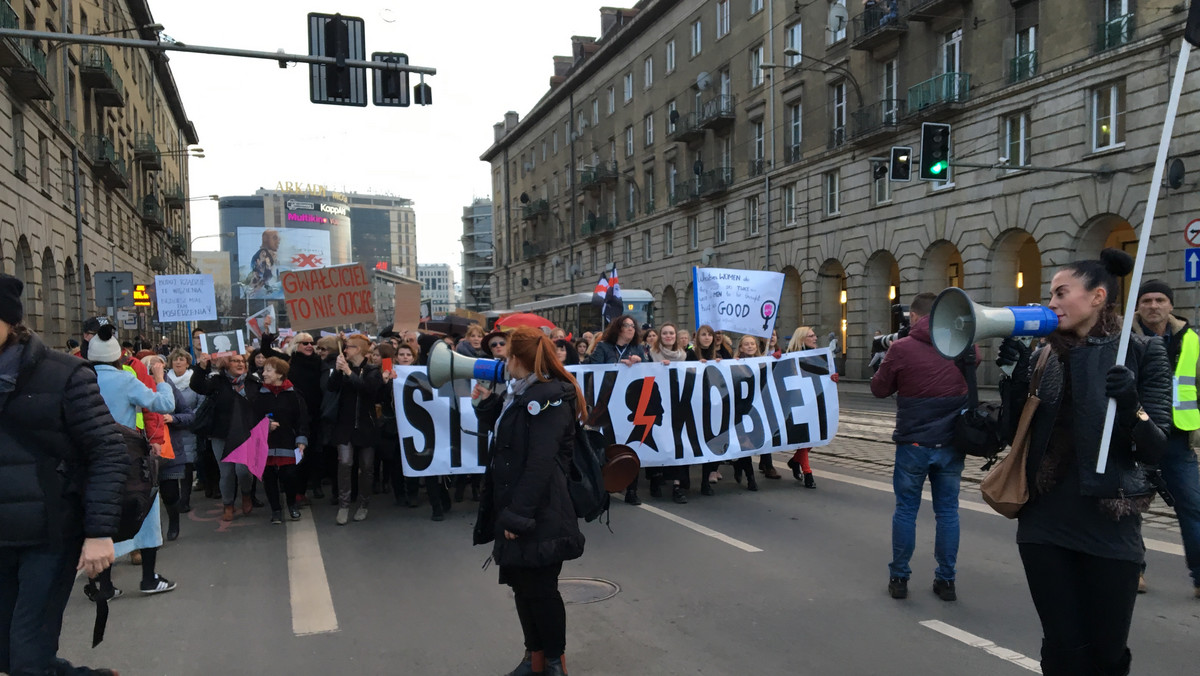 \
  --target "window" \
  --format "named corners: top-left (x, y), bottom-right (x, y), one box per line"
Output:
top-left (943, 28), bottom-right (962, 75)
top-left (691, 20), bottom-right (703, 55)
top-left (644, 57), bottom-right (653, 88)
top-left (750, 0), bottom-right (763, 15)
top-left (1014, 23), bottom-right (1037, 81)
top-left (606, 242), bottom-right (615, 266)
top-left (716, 1), bottom-right (730, 39)
top-left (668, 161), bottom-right (678, 201)
top-left (643, 231), bottom-right (652, 261)
top-left (592, 99), bottom-right (599, 125)
top-left (11, 111), bottom-right (25, 179)
top-left (830, 0), bottom-right (847, 43)
top-left (873, 170), bottom-right (891, 206)
top-left (824, 170), bottom-right (840, 216)
top-left (1092, 81), bottom-right (1125, 150)
top-left (1004, 110), bottom-right (1032, 167)
top-left (627, 183), bottom-right (637, 218)
top-left (714, 207), bottom-right (728, 244)
top-left (667, 100), bottom-right (678, 133)
top-left (624, 236), bottom-right (633, 266)
top-left (38, 133), bottom-right (50, 188)
top-left (541, 141), bottom-right (547, 162)
top-left (644, 114), bottom-right (654, 146)
top-left (665, 223), bottom-right (674, 255)
top-left (666, 39), bottom-right (676, 73)
top-left (688, 216), bottom-right (698, 249)
top-left (882, 59), bottom-right (898, 124)
top-left (831, 82), bottom-right (846, 147)
top-left (782, 183), bottom-right (797, 225)
top-left (750, 44), bottom-right (764, 87)
top-left (752, 120), bottom-right (765, 164)
top-left (645, 169), bottom-right (655, 211)
top-left (623, 72), bottom-right (634, 102)
top-left (787, 102), bottom-right (802, 160)
top-left (747, 196), bottom-right (760, 236)
top-left (553, 130), bottom-right (559, 154)
top-left (61, 155), bottom-right (72, 206)
top-left (607, 86), bottom-right (615, 114)
top-left (785, 23), bottom-right (802, 66)
top-left (625, 126), bottom-right (634, 156)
